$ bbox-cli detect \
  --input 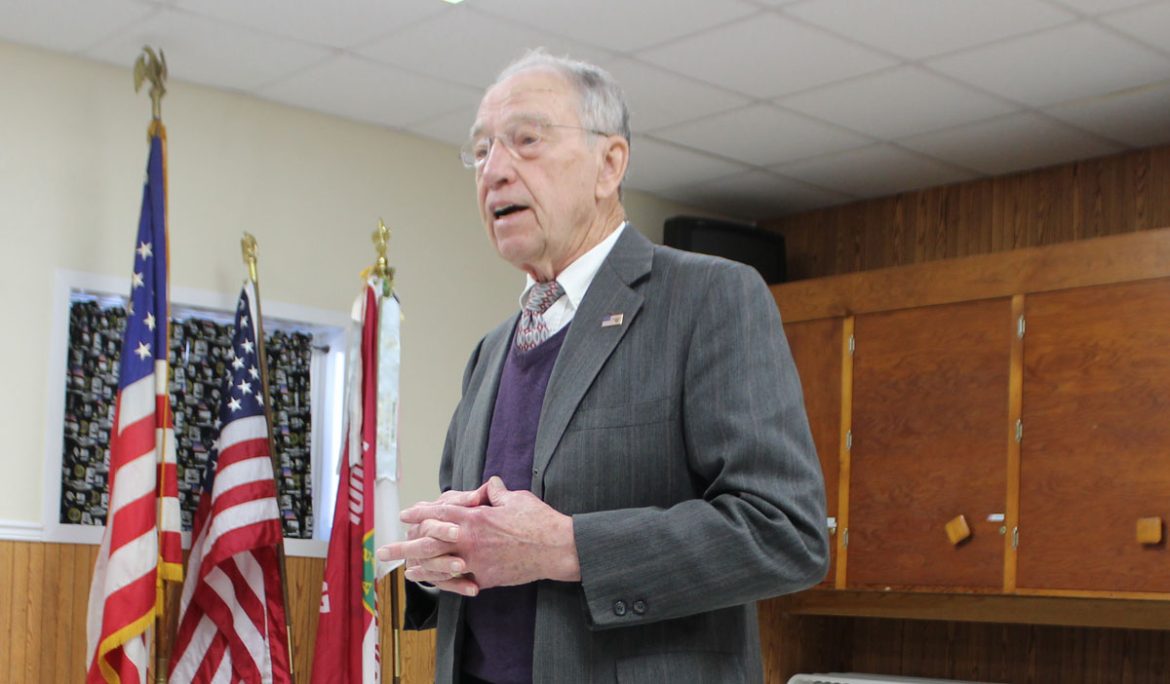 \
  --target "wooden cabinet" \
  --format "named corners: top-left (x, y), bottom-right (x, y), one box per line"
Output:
top-left (849, 300), bottom-right (1011, 591)
top-left (1019, 279), bottom-right (1170, 595)
top-left (773, 228), bottom-right (1170, 600)
top-left (784, 317), bottom-right (845, 587)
